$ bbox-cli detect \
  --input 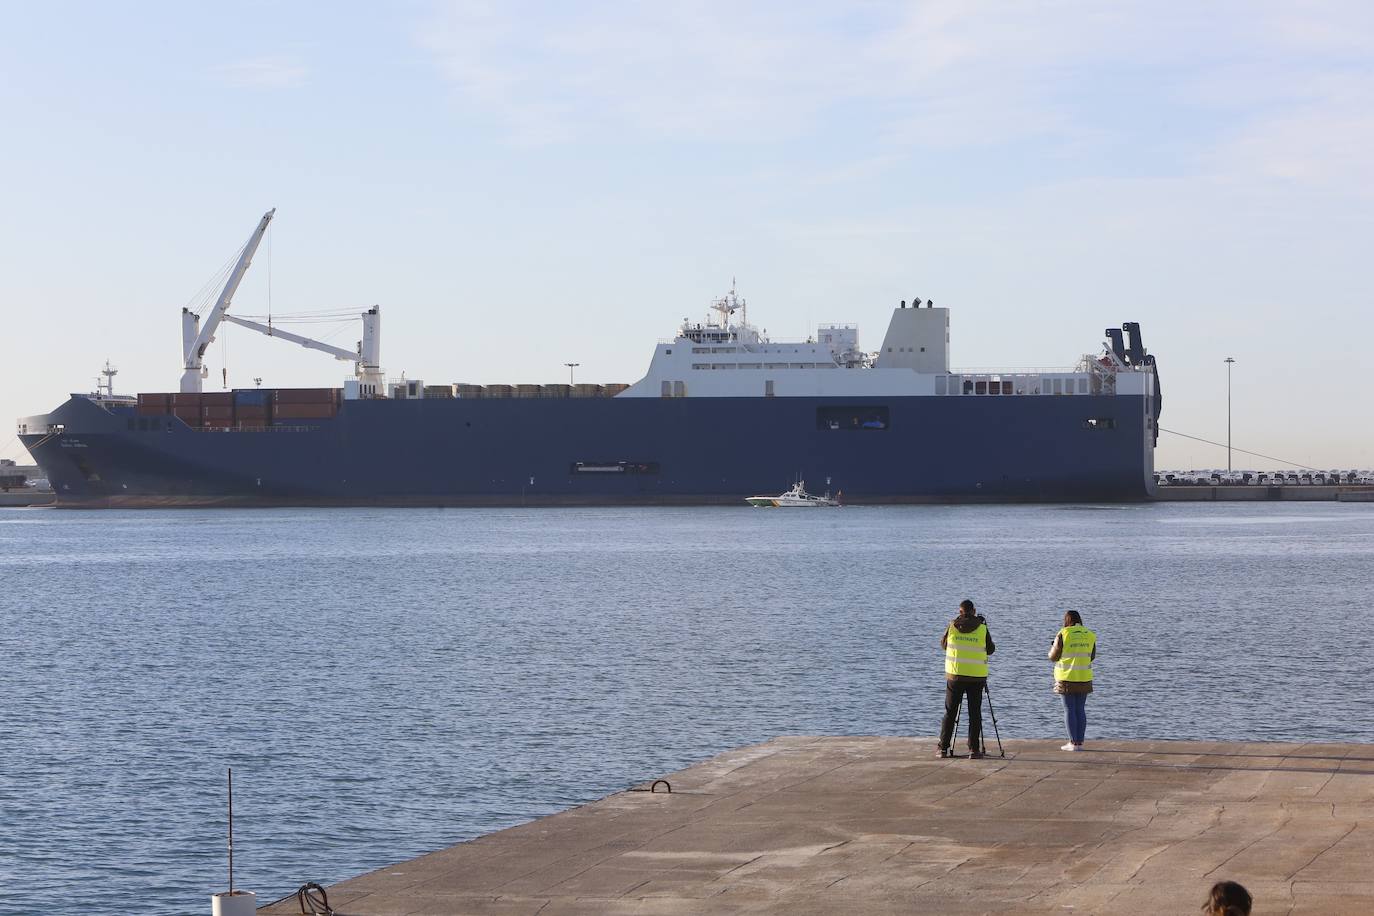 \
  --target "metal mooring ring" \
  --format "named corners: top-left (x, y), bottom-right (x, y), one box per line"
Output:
top-left (650, 779), bottom-right (672, 794)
